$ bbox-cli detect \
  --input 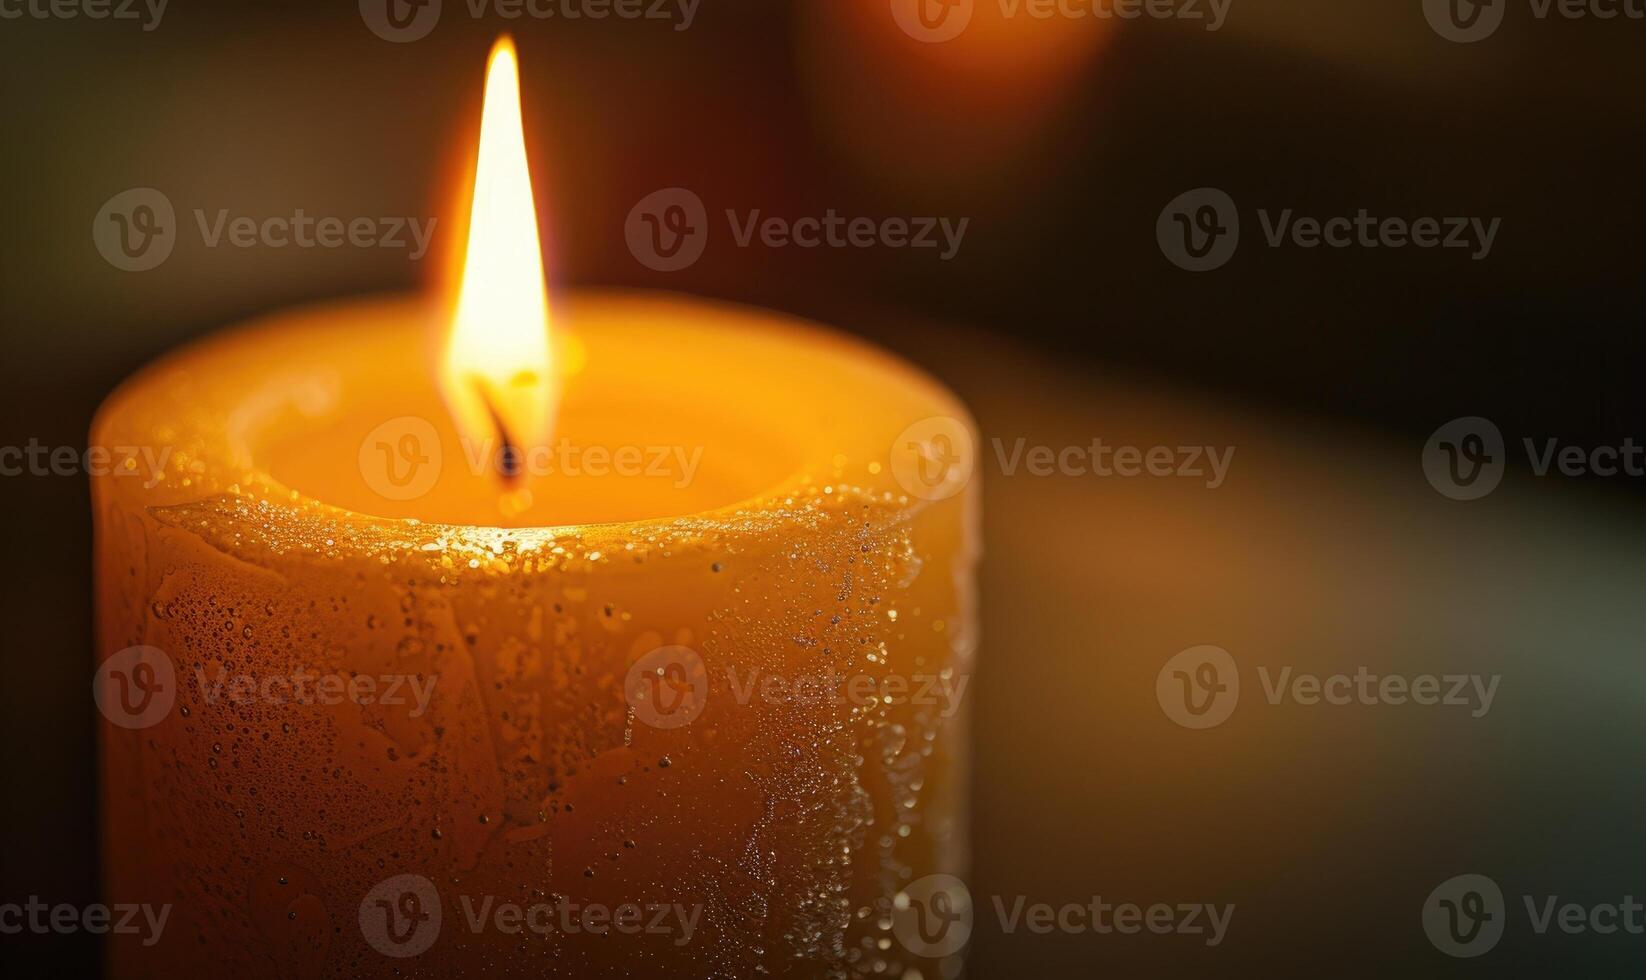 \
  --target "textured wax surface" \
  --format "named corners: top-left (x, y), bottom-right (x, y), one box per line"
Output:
top-left (93, 293), bottom-right (979, 978)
